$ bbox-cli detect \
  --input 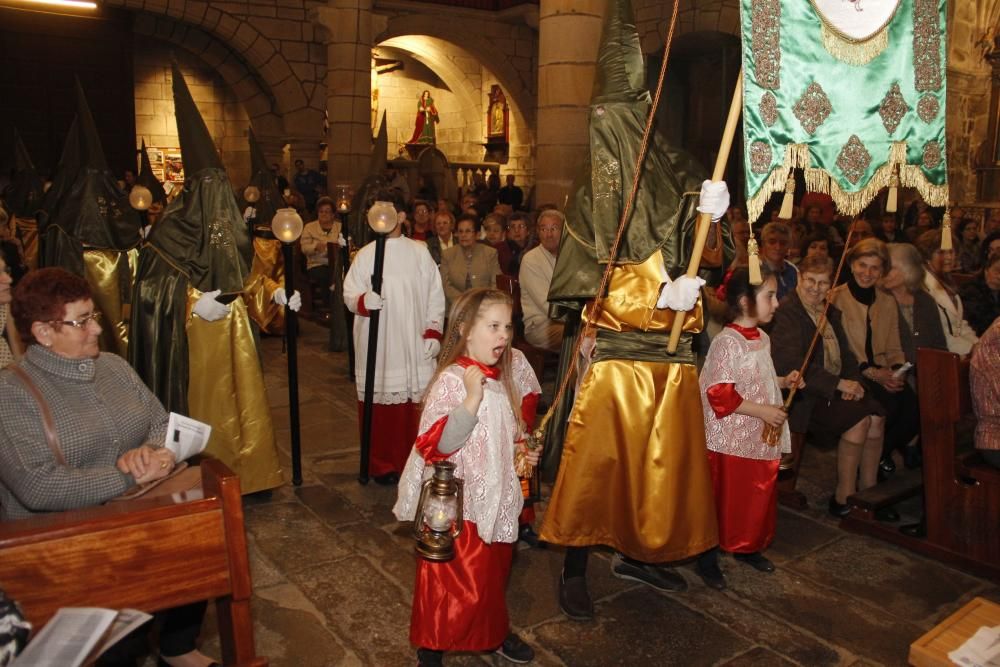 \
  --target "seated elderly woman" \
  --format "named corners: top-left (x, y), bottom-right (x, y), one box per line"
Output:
top-left (831, 239), bottom-right (919, 512)
top-left (439, 213), bottom-right (501, 310)
top-left (971, 316), bottom-right (1000, 469)
top-left (881, 243), bottom-right (948, 388)
top-left (915, 229), bottom-right (979, 356)
top-left (0, 255), bottom-right (20, 369)
top-left (770, 256), bottom-right (884, 518)
top-left (0, 268), bottom-right (217, 667)
top-left (961, 252), bottom-right (1000, 337)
